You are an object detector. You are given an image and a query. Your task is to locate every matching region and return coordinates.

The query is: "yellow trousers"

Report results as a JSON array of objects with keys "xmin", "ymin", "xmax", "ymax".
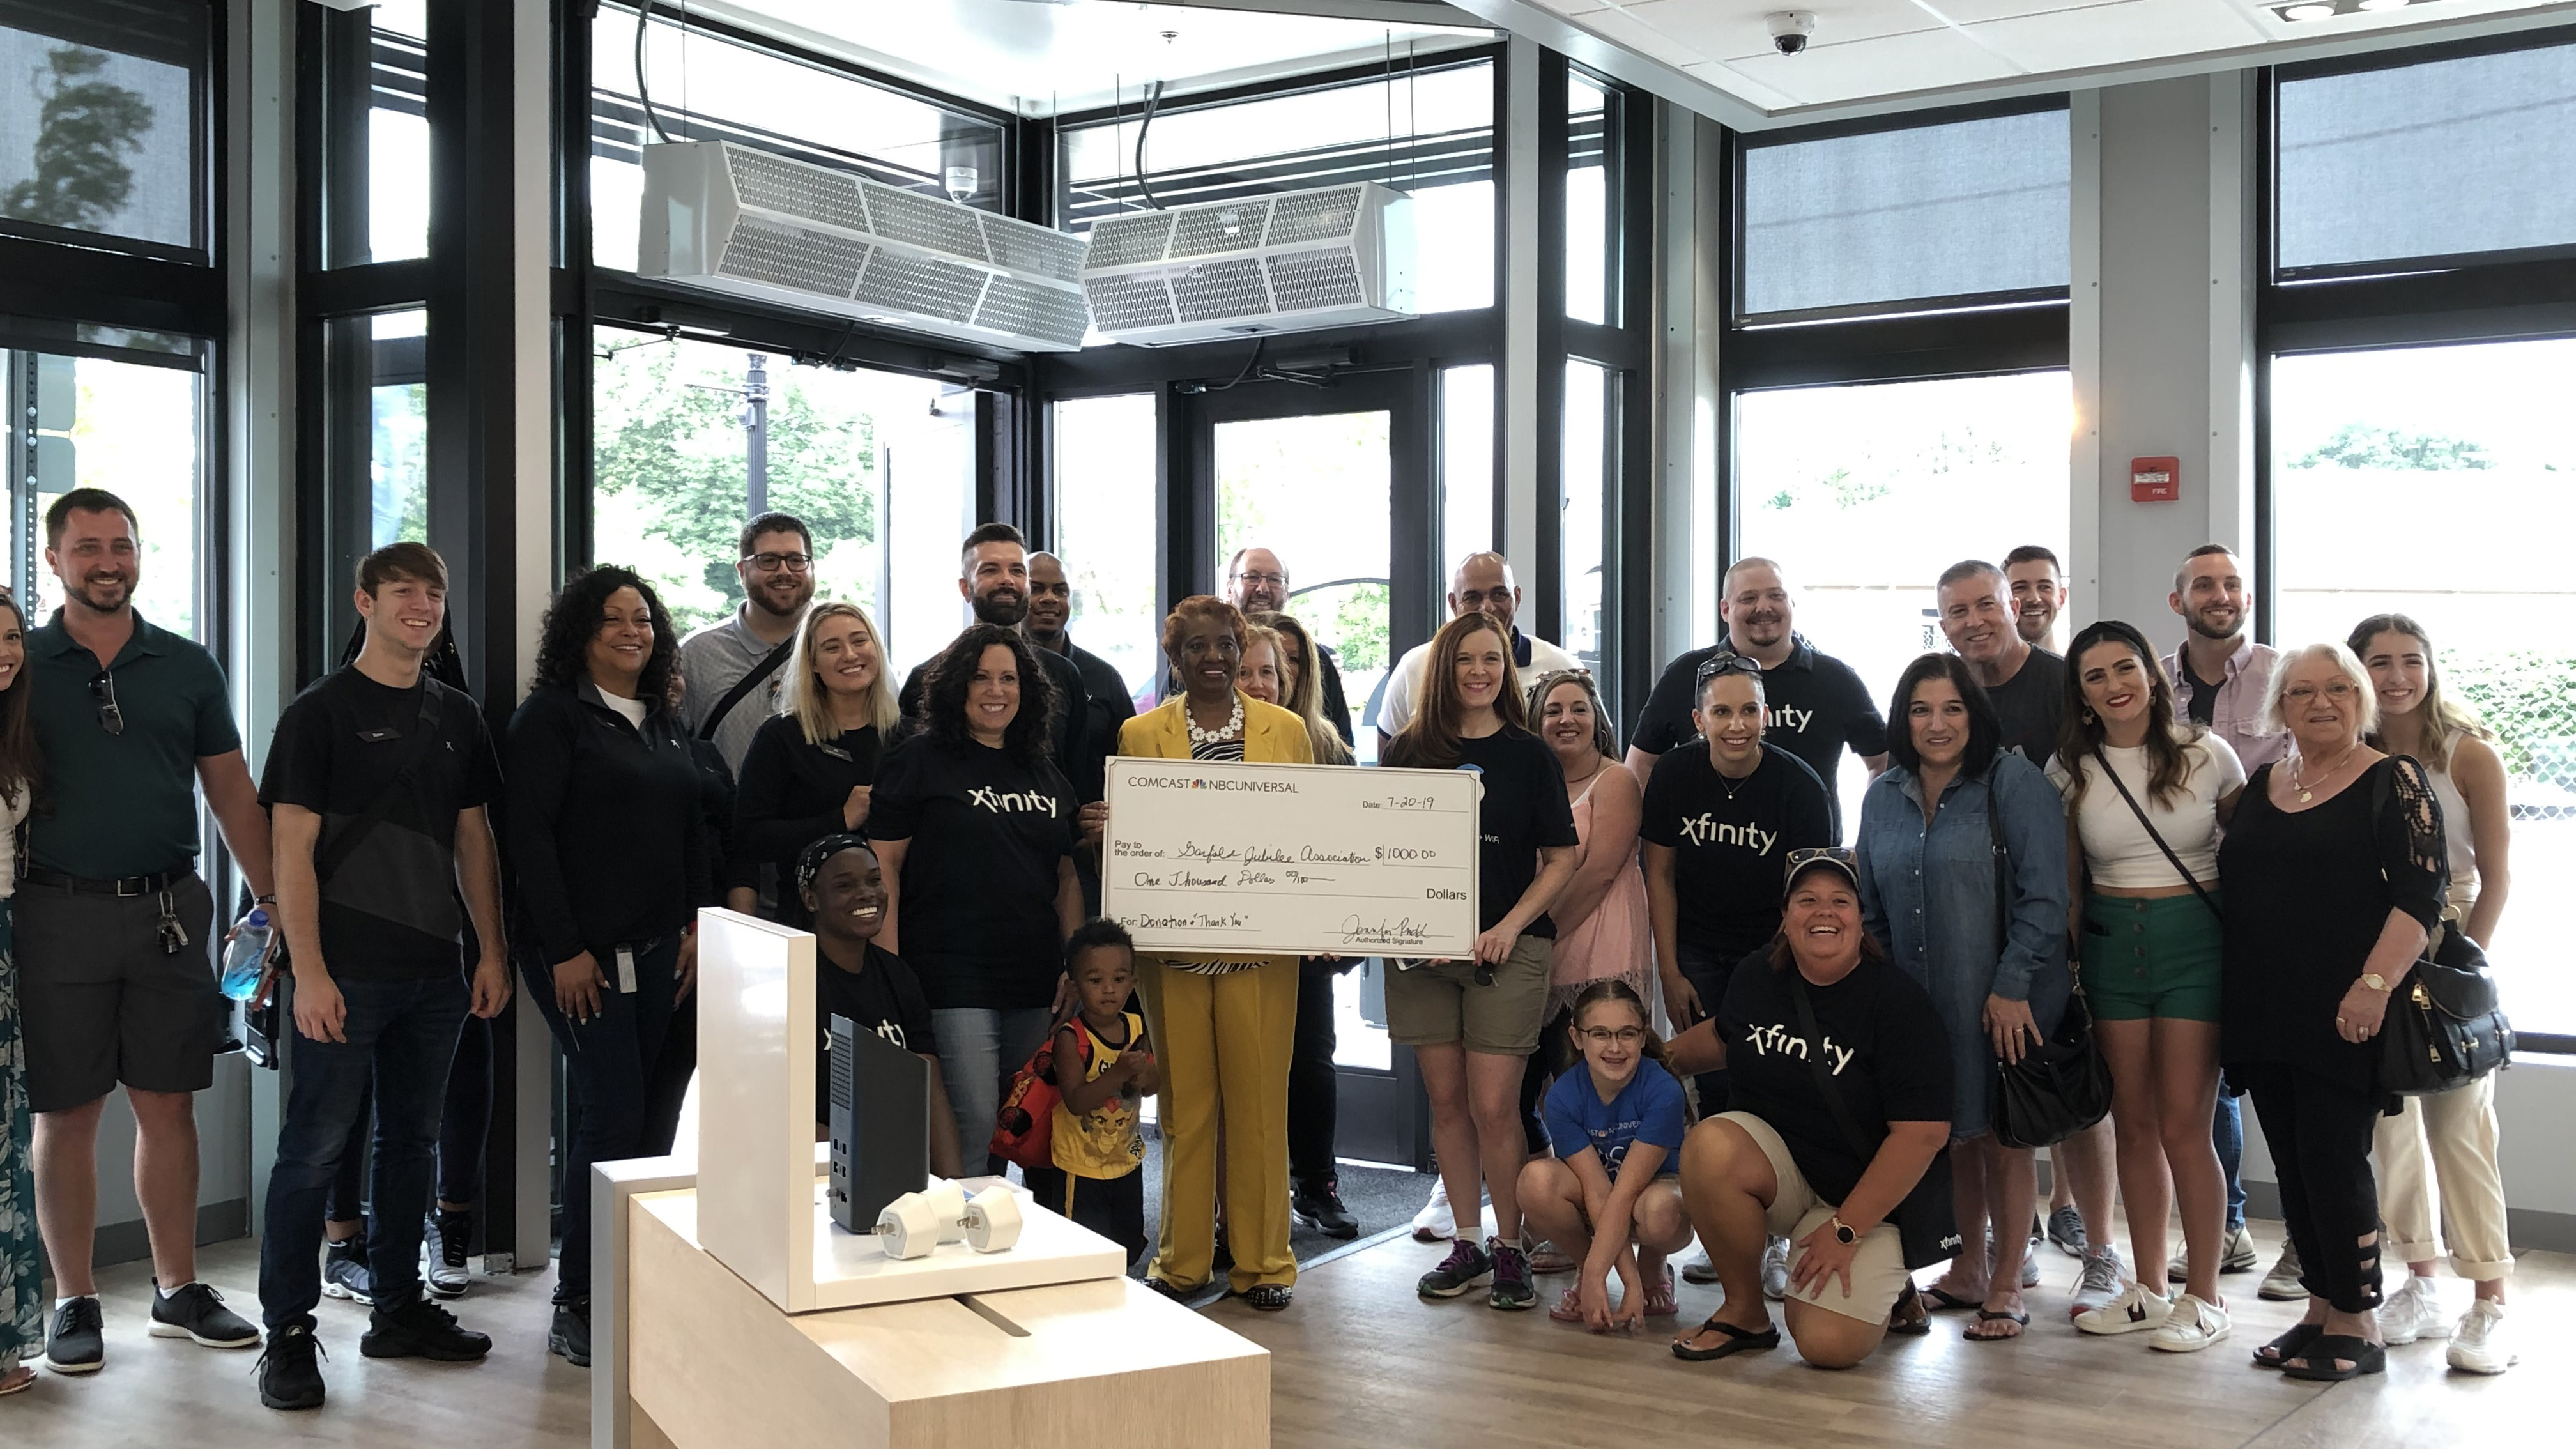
[{"xmin": 1135, "ymin": 958, "xmax": 1299, "ymax": 1293}]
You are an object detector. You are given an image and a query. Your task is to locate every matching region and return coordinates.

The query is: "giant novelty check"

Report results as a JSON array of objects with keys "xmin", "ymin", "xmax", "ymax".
[{"xmin": 1101, "ymin": 756, "xmax": 1482, "ymax": 958}]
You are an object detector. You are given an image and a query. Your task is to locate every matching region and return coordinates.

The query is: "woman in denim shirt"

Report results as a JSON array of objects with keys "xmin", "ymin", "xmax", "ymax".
[{"xmin": 1855, "ymin": 654, "xmax": 2071, "ymax": 1341}]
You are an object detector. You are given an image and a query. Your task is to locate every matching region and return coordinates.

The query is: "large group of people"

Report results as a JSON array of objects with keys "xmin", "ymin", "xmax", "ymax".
[{"xmin": 0, "ymin": 487, "xmax": 2524, "ymax": 1418}]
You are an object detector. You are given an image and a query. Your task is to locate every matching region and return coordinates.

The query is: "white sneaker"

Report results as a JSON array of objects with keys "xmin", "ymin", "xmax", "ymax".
[
  {"xmin": 2168, "ymin": 1223, "xmax": 2260, "ymax": 1283},
  {"xmin": 2258, "ymin": 1241, "xmax": 2305, "ymax": 1301},
  {"xmin": 1411, "ymin": 1176, "xmax": 1455, "ymax": 1243},
  {"xmin": 2074, "ymin": 1282, "xmax": 2172, "ymax": 1336},
  {"xmin": 2069, "ymin": 1245, "xmax": 2128, "ymax": 1317},
  {"xmin": 2446, "ymin": 1300, "xmax": 2517, "ymax": 1375},
  {"xmin": 2379, "ymin": 1275, "xmax": 2452, "ymax": 1346},
  {"xmin": 1760, "ymin": 1236, "xmax": 1790, "ymax": 1301},
  {"xmin": 2148, "ymin": 1293, "xmax": 2232, "ymax": 1353},
  {"xmin": 1682, "ymin": 1249, "xmax": 1719, "ymax": 1285}
]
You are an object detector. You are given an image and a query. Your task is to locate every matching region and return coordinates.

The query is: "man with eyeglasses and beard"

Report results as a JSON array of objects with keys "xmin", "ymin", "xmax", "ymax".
[
  {"xmin": 21, "ymin": 488, "xmax": 273, "ymax": 1376},
  {"xmin": 677, "ymin": 511, "xmax": 818, "ymax": 776},
  {"xmin": 895, "ymin": 523, "xmax": 1096, "ymax": 802}
]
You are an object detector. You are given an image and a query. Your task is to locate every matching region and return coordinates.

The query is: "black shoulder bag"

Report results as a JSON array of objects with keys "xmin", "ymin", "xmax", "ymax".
[
  {"xmin": 1986, "ymin": 774, "xmax": 2113, "ymax": 1149},
  {"xmin": 696, "ymin": 639, "xmax": 795, "ymax": 742},
  {"xmin": 2366, "ymin": 765, "xmax": 2514, "ymax": 1096},
  {"xmin": 1788, "ymin": 969, "xmax": 1961, "ymax": 1271}
]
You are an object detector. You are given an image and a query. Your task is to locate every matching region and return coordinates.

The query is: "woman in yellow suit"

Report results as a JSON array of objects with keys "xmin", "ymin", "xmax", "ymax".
[{"xmin": 1117, "ymin": 595, "xmax": 1314, "ymax": 1310}]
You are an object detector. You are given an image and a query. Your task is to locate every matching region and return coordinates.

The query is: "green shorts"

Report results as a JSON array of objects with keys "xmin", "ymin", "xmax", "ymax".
[{"xmin": 2080, "ymin": 893, "xmax": 2223, "ymax": 1023}]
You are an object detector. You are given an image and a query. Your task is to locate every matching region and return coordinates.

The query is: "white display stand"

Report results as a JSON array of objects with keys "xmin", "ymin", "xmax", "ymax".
[{"xmin": 692, "ymin": 907, "xmax": 1126, "ymax": 1312}]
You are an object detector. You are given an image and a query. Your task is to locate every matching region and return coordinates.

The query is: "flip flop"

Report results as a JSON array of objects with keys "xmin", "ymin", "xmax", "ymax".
[
  {"xmin": 0, "ymin": 1365, "xmax": 34, "ymax": 1397},
  {"xmin": 2280, "ymin": 1334, "xmax": 2386, "ymax": 1382},
  {"xmin": 2254, "ymin": 1322, "xmax": 2324, "ymax": 1369},
  {"xmin": 1671, "ymin": 1315, "xmax": 1781, "ymax": 1361},
  {"xmin": 1887, "ymin": 1284, "xmax": 1934, "ymax": 1337},
  {"xmin": 1965, "ymin": 1308, "xmax": 2030, "ymax": 1341},
  {"xmin": 1642, "ymin": 1266, "xmax": 1679, "ymax": 1319},
  {"xmin": 1919, "ymin": 1285, "xmax": 1981, "ymax": 1312}
]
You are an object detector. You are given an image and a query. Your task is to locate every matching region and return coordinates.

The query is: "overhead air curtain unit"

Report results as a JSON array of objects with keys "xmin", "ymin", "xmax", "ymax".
[
  {"xmin": 638, "ymin": 140, "xmax": 1090, "ymax": 353},
  {"xmin": 1079, "ymin": 181, "xmax": 1415, "ymax": 347}
]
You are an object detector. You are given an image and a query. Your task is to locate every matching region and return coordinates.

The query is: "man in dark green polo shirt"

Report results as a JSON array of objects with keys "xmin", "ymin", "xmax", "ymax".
[{"xmin": 22, "ymin": 489, "xmax": 273, "ymax": 1376}]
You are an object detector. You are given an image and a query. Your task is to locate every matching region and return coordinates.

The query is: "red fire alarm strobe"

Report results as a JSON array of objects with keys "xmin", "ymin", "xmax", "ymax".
[{"xmin": 2131, "ymin": 456, "xmax": 2180, "ymax": 503}]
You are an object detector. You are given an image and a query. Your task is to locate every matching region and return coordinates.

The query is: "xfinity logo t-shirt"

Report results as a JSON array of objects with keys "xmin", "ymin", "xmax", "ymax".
[
  {"xmin": 1628, "ymin": 636, "xmax": 1886, "ymax": 839},
  {"xmin": 866, "ymin": 735, "xmax": 1078, "ymax": 1011},
  {"xmin": 1640, "ymin": 742, "xmax": 1834, "ymax": 963},
  {"xmin": 1717, "ymin": 955, "xmax": 1953, "ymax": 1205}
]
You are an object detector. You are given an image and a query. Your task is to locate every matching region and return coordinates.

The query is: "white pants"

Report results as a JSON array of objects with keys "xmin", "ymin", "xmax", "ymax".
[{"xmin": 2372, "ymin": 1073, "xmax": 2513, "ymax": 1281}]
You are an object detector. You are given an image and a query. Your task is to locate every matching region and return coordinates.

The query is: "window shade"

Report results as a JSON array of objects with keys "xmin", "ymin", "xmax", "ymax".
[
  {"xmin": 1739, "ymin": 108, "xmax": 2069, "ymax": 321},
  {"xmin": 0, "ymin": 0, "xmax": 207, "ymax": 252},
  {"xmin": 2276, "ymin": 42, "xmax": 2576, "ymax": 275}
]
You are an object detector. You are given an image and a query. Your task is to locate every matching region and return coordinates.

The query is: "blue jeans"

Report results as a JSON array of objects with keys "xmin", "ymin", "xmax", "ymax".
[
  {"xmin": 525, "ymin": 937, "xmax": 680, "ymax": 1299},
  {"xmin": 931, "ymin": 1006, "xmax": 1053, "ymax": 1174},
  {"xmin": 2214, "ymin": 1089, "xmax": 2248, "ymax": 1232},
  {"xmin": 259, "ymin": 972, "xmax": 470, "ymax": 1330}
]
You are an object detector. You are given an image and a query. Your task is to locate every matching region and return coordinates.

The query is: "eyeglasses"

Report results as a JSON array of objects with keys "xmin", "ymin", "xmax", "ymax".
[
  {"xmin": 89, "ymin": 670, "xmax": 123, "ymax": 737},
  {"xmin": 1230, "ymin": 571, "xmax": 1286, "ymax": 589},
  {"xmin": 1575, "ymin": 1026, "xmax": 1648, "ymax": 1048},
  {"xmin": 2281, "ymin": 682, "xmax": 2358, "ymax": 704},
  {"xmin": 1695, "ymin": 654, "xmax": 1763, "ymax": 684},
  {"xmin": 742, "ymin": 551, "xmax": 813, "ymax": 574}
]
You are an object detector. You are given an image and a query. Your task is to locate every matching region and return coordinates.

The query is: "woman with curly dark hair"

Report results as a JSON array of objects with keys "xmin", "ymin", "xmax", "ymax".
[
  {"xmin": 502, "ymin": 566, "xmax": 709, "ymax": 1368},
  {"xmin": 868, "ymin": 624, "xmax": 1081, "ymax": 1172}
]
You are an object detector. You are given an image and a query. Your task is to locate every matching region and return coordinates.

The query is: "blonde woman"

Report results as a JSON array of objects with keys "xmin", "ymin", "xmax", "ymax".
[
  {"xmin": 1250, "ymin": 611, "xmax": 1354, "ymax": 766},
  {"xmin": 2350, "ymin": 615, "xmax": 2516, "ymax": 1374},
  {"xmin": 735, "ymin": 601, "xmax": 899, "ymax": 928}
]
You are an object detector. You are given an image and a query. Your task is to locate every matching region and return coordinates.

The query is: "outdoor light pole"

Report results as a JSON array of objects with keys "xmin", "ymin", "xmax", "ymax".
[{"xmin": 744, "ymin": 352, "xmax": 769, "ymax": 517}]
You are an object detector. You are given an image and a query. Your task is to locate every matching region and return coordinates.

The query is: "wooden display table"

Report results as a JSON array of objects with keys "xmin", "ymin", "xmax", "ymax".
[{"xmin": 624, "ymin": 1189, "xmax": 1269, "ymax": 1449}]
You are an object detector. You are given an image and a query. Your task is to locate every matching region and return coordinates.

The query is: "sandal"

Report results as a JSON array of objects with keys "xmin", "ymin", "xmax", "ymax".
[
  {"xmin": 1548, "ymin": 1287, "xmax": 1586, "ymax": 1322},
  {"xmin": 1965, "ymin": 1308, "xmax": 2029, "ymax": 1341},
  {"xmin": 1919, "ymin": 1284, "xmax": 1981, "ymax": 1312},
  {"xmin": 0, "ymin": 1364, "xmax": 34, "ymax": 1397},
  {"xmin": 2253, "ymin": 1321, "xmax": 2324, "ymax": 1369},
  {"xmin": 1671, "ymin": 1315, "xmax": 1781, "ymax": 1362},
  {"xmin": 1642, "ymin": 1266, "xmax": 1678, "ymax": 1319},
  {"xmin": 1239, "ymin": 1284, "xmax": 1292, "ymax": 1313},
  {"xmin": 1527, "ymin": 1241, "xmax": 1576, "ymax": 1274},
  {"xmin": 2280, "ymin": 1334, "xmax": 2385, "ymax": 1382},
  {"xmin": 1887, "ymin": 1284, "xmax": 1933, "ymax": 1337}
]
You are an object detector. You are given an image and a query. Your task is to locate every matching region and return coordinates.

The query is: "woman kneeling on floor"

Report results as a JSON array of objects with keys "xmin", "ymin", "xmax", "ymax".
[
  {"xmin": 1518, "ymin": 981, "xmax": 1691, "ymax": 1333},
  {"xmin": 1666, "ymin": 848, "xmax": 1952, "ymax": 1369}
]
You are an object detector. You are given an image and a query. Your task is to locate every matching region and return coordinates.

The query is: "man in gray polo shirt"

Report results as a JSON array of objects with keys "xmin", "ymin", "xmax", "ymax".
[
  {"xmin": 676, "ymin": 510, "xmax": 815, "ymax": 775},
  {"xmin": 22, "ymin": 489, "xmax": 273, "ymax": 1374}
]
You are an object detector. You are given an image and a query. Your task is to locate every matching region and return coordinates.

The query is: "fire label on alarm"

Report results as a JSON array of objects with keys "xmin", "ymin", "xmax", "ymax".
[{"xmin": 2131, "ymin": 456, "xmax": 2180, "ymax": 503}]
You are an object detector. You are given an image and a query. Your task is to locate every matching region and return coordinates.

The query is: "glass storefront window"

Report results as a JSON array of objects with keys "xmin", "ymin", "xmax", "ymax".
[
  {"xmin": 6, "ymin": 348, "xmax": 205, "ymax": 636},
  {"xmin": 1051, "ymin": 394, "xmax": 1162, "ymax": 710},
  {"xmin": 0, "ymin": 0, "xmax": 206, "ymax": 254}
]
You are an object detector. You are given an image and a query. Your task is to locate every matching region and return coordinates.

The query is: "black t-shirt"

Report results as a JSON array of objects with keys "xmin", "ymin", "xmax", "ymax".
[
  {"xmin": 2179, "ymin": 656, "xmax": 2221, "ymax": 729},
  {"xmin": 1986, "ymin": 647, "xmax": 2068, "ymax": 766},
  {"xmin": 1719, "ymin": 954, "xmax": 1954, "ymax": 1204},
  {"xmin": 259, "ymin": 668, "xmax": 502, "ymax": 979},
  {"xmin": 1629, "ymin": 636, "xmax": 1884, "ymax": 840},
  {"xmin": 735, "ymin": 714, "xmax": 882, "ymax": 927},
  {"xmin": 1449, "ymin": 728, "xmax": 1579, "ymax": 939},
  {"xmin": 814, "ymin": 942, "xmax": 939, "ymax": 1122},
  {"xmin": 866, "ymin": 735, "xmax": 1077, "ymax": 1009},
  {"xmin": 1639, "ymin": 743, "xmax": 1834, "ymax": 964}
]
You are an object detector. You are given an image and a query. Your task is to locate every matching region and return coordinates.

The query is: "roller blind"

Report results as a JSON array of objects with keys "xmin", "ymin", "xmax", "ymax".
[
  {"xmin": 2276, "ymin": 41, "xmax": 2576, "ymax": 275},
  {"xmin": 1738, "ymin": 107, "xmax": 2069, "ymax": 321}
]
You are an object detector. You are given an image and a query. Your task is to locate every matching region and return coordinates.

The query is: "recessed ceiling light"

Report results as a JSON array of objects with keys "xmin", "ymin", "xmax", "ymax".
[{"xmin": 2283, "ymin": 3, "xmax": 2336, "ymax": 18}]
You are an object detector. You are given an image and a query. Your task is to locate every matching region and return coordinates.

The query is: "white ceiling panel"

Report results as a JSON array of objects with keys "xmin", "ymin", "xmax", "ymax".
[
  {"xmin": 1573, "ymin": 4, "xmax": 1714, "ymax": 65},
  {"xmin": 1682, "ymin": 56, "xmax": 1809, "ymax": 107},
  {"xmin": 1724, "ymin": 23, "xmax": 2027, "ymax": 104},
  {"xmin": 1972, "ymin": 0, "xmax": 2274, "ymax": 72},
  {"xmin": 1615, "ymin": 0, "xmax": 1954, "ymax": 58}
]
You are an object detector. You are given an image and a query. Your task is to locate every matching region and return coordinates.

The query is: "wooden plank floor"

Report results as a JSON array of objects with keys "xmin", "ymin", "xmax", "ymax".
[{"xmin": 12, "ymin": 1223, "xmax": 2563, "ymax": 1447}]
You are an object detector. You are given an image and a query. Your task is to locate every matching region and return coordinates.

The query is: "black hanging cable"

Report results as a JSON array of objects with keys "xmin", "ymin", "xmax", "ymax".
[
  {"xmin": 1135, "ymin": 79, "xmax": 1167, "ymax": 211},
  {"xmin": 635, "ymin": 0, "xmax": 672, "ymax": 144}
]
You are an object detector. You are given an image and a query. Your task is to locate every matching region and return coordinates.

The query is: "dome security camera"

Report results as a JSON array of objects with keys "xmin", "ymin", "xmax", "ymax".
[{"xmin": 1767, "ymin": 11, "xmax": 1817, "ymax": 56}]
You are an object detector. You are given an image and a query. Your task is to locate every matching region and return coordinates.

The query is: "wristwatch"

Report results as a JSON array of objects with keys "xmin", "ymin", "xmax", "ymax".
[
  {"xmin": 1828, "ymin": 1216, "xmax": 1858, "ymax": 1245},
  {"xmin": 2361, "ymin": 972, "xmax": 2391, "ymax": 993}
]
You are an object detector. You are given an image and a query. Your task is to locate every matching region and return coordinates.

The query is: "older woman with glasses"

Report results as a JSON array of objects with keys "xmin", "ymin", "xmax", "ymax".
[{"xmin": 2220, "ymin": 642, "xmax": 2446, "ymax": 1382}]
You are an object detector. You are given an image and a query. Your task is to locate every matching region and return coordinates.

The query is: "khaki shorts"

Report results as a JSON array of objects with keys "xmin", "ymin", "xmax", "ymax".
[
  {"xmin": 1717, "ymin": 1110, "xmax": 1912, "ymax": 1325},
  {"xmin": 1385, "ymin": 935, "xmax": 1552, "ymax": 1055}
]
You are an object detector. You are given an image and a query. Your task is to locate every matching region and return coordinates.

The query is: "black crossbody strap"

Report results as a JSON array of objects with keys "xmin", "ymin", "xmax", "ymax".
[
  {"xmin": 2093, "ymin": 745, "xmax": 2222, "ymax": 922},
  {"xmin": 698, "ymin": 638, "xmax": 795, "ymax": 742},
  {"xmin": 1788, "ymin": 970, "xmax": 1882, "ymax": 1165},
  {"xmin": 316, "ymin": 684, "xmax": 446, "ymax": 885}
]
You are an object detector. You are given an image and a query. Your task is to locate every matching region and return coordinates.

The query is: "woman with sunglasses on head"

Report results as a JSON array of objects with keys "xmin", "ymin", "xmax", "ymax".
[
  {"xmin": 2048, "ymin": 620, "xmax": 2243, "ymax": 1351},
  {"xmin": 0, "ymin": 593, "xmax": 41, "ymax": 1397},
  {"xmin": 1853, "ymin": 654, "xmax": 2071, "ymax": 1342},
  {"xmin": 504, "ymin": 567, "xmax": 712, "ymax": 1368},
  {"xmin": 1666, "ymin": 848, "xmax": 1952, "ymax": 1368},
  {"xmin": 2348, "ymin": 615, "xmax": 2515, "ymax": 1374},
  {"xmin": 1386, "ymin": 611, "xmax": 1579, "ymax": 1312}
]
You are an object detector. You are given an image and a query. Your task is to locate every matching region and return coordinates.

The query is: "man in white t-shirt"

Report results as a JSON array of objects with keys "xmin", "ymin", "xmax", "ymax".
[{"xmin": 1375, "ymin": 551, "xmax": 1581, "ymax": 751}]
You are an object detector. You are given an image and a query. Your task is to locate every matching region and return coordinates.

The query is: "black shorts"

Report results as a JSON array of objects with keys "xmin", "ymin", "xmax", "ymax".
[
  {"xmin": 1025, "ymin": 1163, "xmax": 1147, "ymax": 1269},
  {"xmin": 16, "ymin": 875, "xmax": 220, "ymax": 1113}
]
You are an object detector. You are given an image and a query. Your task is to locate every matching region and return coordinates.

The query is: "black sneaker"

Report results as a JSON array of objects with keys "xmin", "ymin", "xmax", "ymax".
[
  {"xmin": 424, "ymin": 1209, "xmax": 473, "ymax": 1298},
  {"xmin": 549, "ymin": 1298, "xmax": 592, "ymax": 1368},
  {"xmin": 361, "ymin": 1293, "xmax": 492, "ymax": 1361},
  {"xmin": 2046, "ymin": 1204, "xmax": 2088, "ymax": 1258},
  {"xmin": 150, "ymin": 1281, "xmax": 261, "ymax": 1349},
  {"xmin": 43, "ymin": 1296, "xmax": 104, "ymax": 1375},
  {"xmin": 1416, "ymin": 1238, "xmax": 1492, "ymax": 1299},
  {"xmin": 1291, "ymin": 1177, "xmax": 1360, "ymax": 1240},
  {"xmin": 322, "ymin": 1238, "xmax": 375, "ymax": 1305},
  {"xmin": 1488, "ymin": 1239, "xmax": 1535, "ymax": 1311},
  {"xmin": 256, "ymin": 1324, "xmax": 328, "ymax": 1411}
]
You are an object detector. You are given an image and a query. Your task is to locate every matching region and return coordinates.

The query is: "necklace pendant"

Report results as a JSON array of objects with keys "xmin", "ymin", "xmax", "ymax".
[{"xmin": 2297, "ymin": 788, "xmax": 2313, "ymax": 804}]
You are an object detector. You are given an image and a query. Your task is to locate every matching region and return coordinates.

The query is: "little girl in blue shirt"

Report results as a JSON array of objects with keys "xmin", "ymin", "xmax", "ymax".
[{"xmin": 1519, "ymin": 980, "xmax": 1692, "ymax": 1331}]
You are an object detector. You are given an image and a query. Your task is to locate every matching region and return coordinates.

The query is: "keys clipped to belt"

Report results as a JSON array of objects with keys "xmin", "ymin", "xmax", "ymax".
[{"xmin": 156, "ymin": 889, "xmax": 191, "ymax": 956}]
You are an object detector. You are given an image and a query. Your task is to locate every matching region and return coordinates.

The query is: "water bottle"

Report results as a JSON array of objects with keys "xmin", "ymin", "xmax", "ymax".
[{"xmin": 221, "ymin": 908, "xmax": 272, "ymax": 1002}]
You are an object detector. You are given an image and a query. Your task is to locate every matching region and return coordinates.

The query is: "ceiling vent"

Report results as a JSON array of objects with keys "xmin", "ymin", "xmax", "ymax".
[
  {"xmin": 1079, "ymin": 182, "xmax": 1416, "ymax": 348},
  {"xmin": 638, "ymin": 140, "xmax": 1090, "ymax": 353}
]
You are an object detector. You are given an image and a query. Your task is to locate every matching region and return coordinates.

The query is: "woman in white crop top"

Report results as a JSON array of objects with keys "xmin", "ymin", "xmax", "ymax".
[
  {"xmin": 2351, "ymin": 614, "xmax": 2515, "ymax": 1372},
  {"xmin": 2045, "ymin": 620, "xmax": 2244, "ymax": 1353},
  {"xmin": 0, "ymin": 591, "xmax": 40, "ymax": 1395}
]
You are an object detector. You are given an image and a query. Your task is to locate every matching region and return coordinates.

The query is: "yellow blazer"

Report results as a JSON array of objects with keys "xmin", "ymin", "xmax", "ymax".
[{"xmin": 1114, "ymin": 693, "xmax": 1314, "ymax": 970}]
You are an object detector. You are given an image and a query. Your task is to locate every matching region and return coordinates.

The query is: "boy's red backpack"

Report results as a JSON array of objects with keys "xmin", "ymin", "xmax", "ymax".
[{"xmin": 990, "ymin": 1022, "xmax": 1089, "ymax": 1170}]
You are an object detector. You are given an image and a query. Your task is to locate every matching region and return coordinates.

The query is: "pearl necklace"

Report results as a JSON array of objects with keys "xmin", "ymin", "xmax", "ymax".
[{"xmin": 1186, "ymin": 694, "xmax": 1246, "ymax": 747}]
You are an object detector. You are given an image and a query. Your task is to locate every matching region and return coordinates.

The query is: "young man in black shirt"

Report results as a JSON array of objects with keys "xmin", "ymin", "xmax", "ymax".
[
  {"xmin": 894, "ymin": 524, "xmax": 1094, "ymax": 797},
  {"xmin": 796, "ymin": 836, "xmax": 962, "ymax": 1177},
  {"xmin": 1023, "ymin": 550, "xmax": 1134, "ymax": 808},
  {"xmin": 1627, "ymin": 558, "xmax": 1885, "ymax": 840},
  {"xmin": 254, "ymin": 544, "xmax": 511, "ymax": 1411}
]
